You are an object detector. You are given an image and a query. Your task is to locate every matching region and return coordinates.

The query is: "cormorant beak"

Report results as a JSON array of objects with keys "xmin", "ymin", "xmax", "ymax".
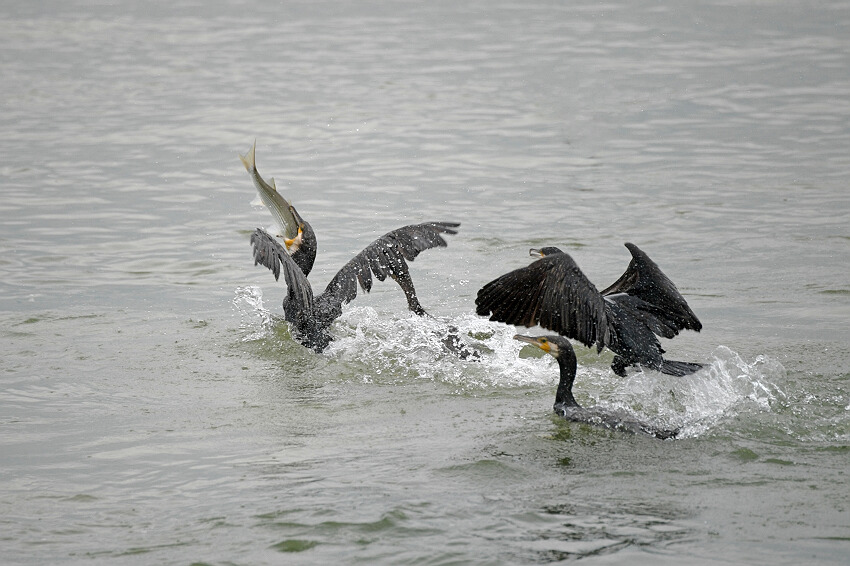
[
  {"xmin": 529, "ymin": 248, "xmax": 544, "ymax": 258},
  {"xmin": 514, "ymin": 334, "xmax": 551, "ymax": 353},
  {"xmin": 284, "ymin": 224, "xmax": 304, "ymax": 252}
]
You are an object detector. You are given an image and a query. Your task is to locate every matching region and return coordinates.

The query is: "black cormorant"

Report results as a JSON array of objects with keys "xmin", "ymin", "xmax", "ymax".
[
  {"xmin": 250, "ymin": 223, "xmax": 462, "ymax": 352},
  {"xmin": 241, "ymin": 143, "xmax": 472, "ymax": 355},
  {"xmin": 514, "ymin": 334, "xmax": 678, "ymax": 439},
  {"xmin": 476, "ymin": 245, "xmax": 703, "ymax": 376}
]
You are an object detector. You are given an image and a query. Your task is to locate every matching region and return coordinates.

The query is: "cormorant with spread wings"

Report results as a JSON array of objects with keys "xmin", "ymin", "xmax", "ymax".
[
  {"xmin": 250, "ymin": 223, "xmax": 461, "ymax": 352},
  {"xmin": 476, "ymin": 245, "xmax": 702, "ymax": 376},
  {"xmin": 241, "ymin": 143, "xmax": 465, "ymax": 354}
]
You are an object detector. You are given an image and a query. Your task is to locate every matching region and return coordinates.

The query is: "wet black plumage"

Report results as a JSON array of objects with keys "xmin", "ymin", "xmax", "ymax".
[
  {"xmin": 251, "ymin": 222, "xmax": 461, "ymax": 353},
  {"xmin": 476, "ymin": 244, "xmax": 702, "ymax": 377}
]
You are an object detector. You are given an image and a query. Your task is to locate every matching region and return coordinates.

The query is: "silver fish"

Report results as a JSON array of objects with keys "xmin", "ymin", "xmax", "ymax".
[{"xmin": 239, "ymin": 141, "xmax": 301, "ymax": 241}]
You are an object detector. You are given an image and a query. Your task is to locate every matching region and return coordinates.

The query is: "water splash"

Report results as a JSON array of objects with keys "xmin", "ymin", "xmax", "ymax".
[
  {"xmin": 230, "ymin": 293, "xmax": 788, "ymax": 438},
  {"xmin": 232, "ymin": 285, "xmax": 275, "ymax": 341},
  {"xmin": 673, "ymin": 346, "xmax": 786, "ymax": 437},
  {"xmin": 588, "ymin": 346, "xmax": 787, "ymax": 438},
  {"xmin": 232, "ymin": 285, "xmax": 559, "ymax": 388},
  {"xmin": 328, "ymin": 308, "xmax": 550, "ymax": 389}
]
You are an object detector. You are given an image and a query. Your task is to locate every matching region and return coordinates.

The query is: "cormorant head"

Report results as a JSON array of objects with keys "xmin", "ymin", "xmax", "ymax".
[
  {"xmin": 514, "ymin": 334, "xmax": 567, "ymax": 357},
  {"xmin": 529, "ymin": 247, "xmax": 564, "ymax": 258},
  {"xmin": 515, "ymin": 334, "xmax": 579, "ymax": 409},
  {"xmin": 284, "ymin": 223, "xmax": 305, "ymax": 253},
  {"xmin": 286, "ymin": 216, "xmax": 317, "ymax": 276}
]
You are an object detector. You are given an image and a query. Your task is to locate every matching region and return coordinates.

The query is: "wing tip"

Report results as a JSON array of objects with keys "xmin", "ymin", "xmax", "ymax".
[
  {"xmin": 427, "ymin": 221, "xmax": 461, "ymax": 234},
  {"xmin": 623, "ymin": 242, "xmax": 643, "ymax": 257}
]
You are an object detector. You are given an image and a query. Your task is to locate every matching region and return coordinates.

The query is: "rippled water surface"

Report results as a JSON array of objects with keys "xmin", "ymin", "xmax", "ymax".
[{"xmin": 2, "ymin": 1, "xmax": 849, "ymax": 564}]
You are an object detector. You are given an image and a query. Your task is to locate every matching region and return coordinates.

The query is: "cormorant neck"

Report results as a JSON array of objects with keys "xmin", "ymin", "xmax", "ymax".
[
  {"xmin": 291, "ymin": 222, "xmax": 317, "ymax": 276},
  {"xmin": 555, "ymin": 347, "xmax": 580, "ymax": 408}
]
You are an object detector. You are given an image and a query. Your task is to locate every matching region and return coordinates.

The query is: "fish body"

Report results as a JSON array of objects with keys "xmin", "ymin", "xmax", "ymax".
[
  {"xmin": 239, "ymin": 141, "xmax": 301, "ymax": 240},
  {"xmin": 240, "ymin": 141, "xmax": 318, "ymax": 276}
]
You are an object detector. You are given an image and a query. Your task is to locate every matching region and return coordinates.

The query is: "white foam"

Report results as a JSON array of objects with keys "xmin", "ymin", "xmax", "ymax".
[
  {"xmin": 230, "ymin": 293, "xmax": 788, "ymax": 438},
  {"xmin": 327, "ymin": 308, "xmax": 554, "ymax": 389},
  {"xmin": 589, "ymin": 345, "xmax": 787, "ymax": 438}
]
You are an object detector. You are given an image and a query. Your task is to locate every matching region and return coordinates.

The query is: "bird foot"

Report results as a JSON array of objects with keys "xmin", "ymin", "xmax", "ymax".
[{"xmin": 441, "ymin": 328, "xmax": 480, "ymax": 361}]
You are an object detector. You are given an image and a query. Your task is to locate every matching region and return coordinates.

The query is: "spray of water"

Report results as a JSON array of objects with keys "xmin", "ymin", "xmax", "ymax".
[
  {"xmin": 231, "ymin": 289, "xmax": 788, "ymax": 437},
  {"xmin": 232, "ymin": 285, "xmax": 275, "ymax": 341},
  {"xmin": 328, "ymin": 308, "xmax": 558, "ymax": 389},
  {"xmin": 588, "ymin": 346, "xmax": 787, "ymax": 438}
]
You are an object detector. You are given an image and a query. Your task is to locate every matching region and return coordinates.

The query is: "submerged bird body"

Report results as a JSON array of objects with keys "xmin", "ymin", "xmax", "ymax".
[
  {"xmin": 242, "ymin": 143, "xmax": 468, "ymax": 354},
  {"xmin": 515, "ymin": 335, "xmax": 678, "ymax": 439},
  {"xmin": 476, "ymin": 245, "xmax": 702, "ymax": 377}
]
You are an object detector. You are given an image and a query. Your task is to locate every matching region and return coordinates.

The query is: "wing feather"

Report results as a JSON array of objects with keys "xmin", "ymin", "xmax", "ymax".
[
  {"xmin": 314, "ymin": 221, "xmax": 459, "ymax": 324},
  {"xmin": 600, "ymin": 243, "xmax": 702, "ymax": 334},
  {"xmin": 475, "ymin": 252, "xmax": 609, "ymax": 350},
  {"xmin": 250, "ymin": 228, "xmax": 314, "ymax": 310},
  {"xmin": 249, "ymin": 228, "xmax": 317, "ymax": 335}
]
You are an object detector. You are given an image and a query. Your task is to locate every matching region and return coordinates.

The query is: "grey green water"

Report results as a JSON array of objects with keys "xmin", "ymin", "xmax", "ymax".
[{"xmin": 2, "ymin": 1, "xmax": 849, "ymax": 564}]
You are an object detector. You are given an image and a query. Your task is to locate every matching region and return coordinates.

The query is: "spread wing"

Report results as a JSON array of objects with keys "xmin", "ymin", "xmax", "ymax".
[
  {"xmin": 314, "ymin": 222, "xmax": 460, "ymax": 323},
  {"xmin": 250, "ymin": 228, "xmax": 315, "ymax": 319},
  {"xmin": 475, "ymin": 252, "xmax": 610, "ymax": 351},
  {"xmin": 600, "ymin": 242, "xmax": 701, "ymax": 337}
]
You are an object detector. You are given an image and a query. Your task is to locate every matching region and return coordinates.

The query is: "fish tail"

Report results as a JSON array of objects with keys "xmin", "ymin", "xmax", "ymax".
[{"xmin": 239, "ymin": 139, "xmax": 257, "ymax": 173}]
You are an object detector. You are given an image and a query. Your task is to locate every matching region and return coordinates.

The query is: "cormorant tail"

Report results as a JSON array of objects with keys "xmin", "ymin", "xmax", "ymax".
[{"xmin": 660, "ymin": 359, "xmax": 703, "ymax": 377}]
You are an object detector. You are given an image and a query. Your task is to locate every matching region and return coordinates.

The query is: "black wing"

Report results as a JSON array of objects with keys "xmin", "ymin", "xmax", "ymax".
[
  {"xmin": 600, "ymin": 243, "xmax": 702, "ymax": 336},
  {"xmin": 250, "ymin": 228, "xmax": 315, "ymax": 321},
  {"xmin": 314, "ymin": 222, "xmax": 460, "ymax": 324},
  {"xmin": 475, "ymin": 251, "xmax": 610, "ymax": 352}
]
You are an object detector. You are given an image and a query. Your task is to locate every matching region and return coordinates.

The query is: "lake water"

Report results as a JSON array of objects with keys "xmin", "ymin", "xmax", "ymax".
[{"xmin": 2, "ymin": 1, "xmax": 849, "ymax": 564}]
